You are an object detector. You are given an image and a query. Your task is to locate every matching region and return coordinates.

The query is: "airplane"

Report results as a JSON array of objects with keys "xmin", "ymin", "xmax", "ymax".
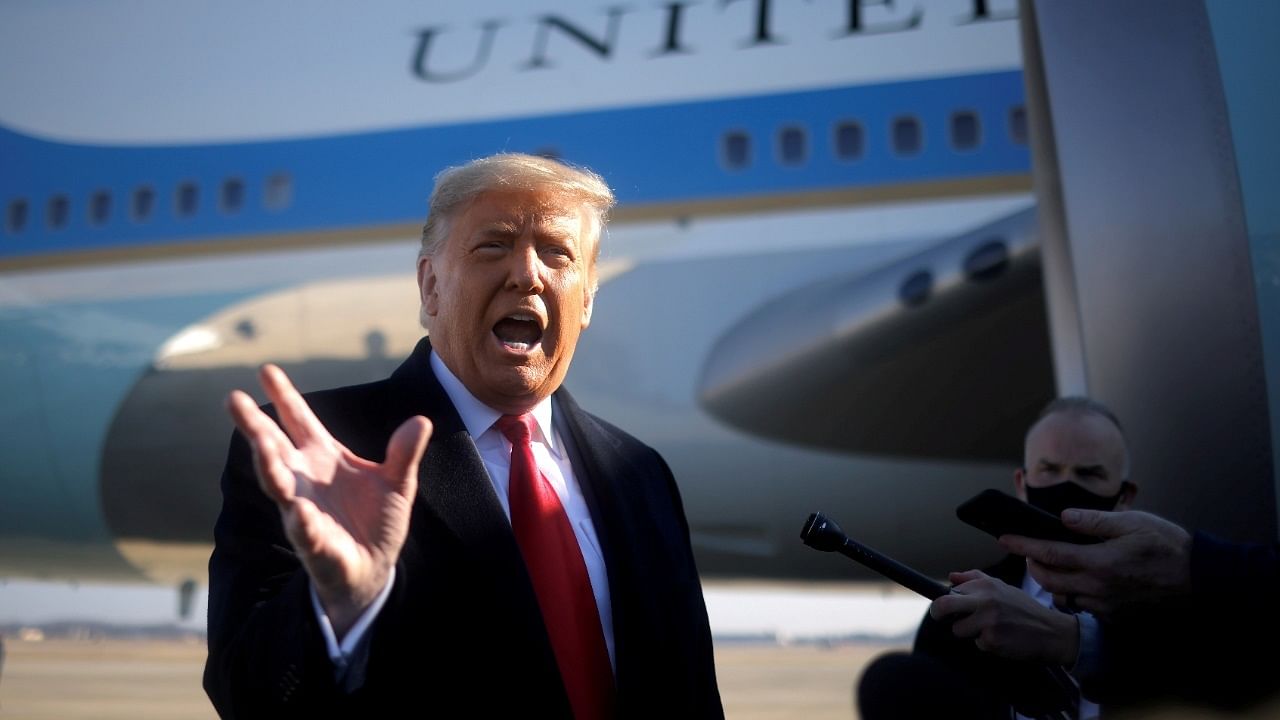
[{"xmin": 0, "ymin": 0, "xmax": 1053, "ymax": 605}]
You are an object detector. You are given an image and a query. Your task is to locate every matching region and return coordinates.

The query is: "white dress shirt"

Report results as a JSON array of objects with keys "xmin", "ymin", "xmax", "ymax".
[{"xmin": 313, "ymin": 350, "xmax": 615, "ymax": 680}]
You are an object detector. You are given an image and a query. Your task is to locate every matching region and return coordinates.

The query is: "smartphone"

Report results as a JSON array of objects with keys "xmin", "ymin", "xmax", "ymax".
[{"xmin": 956, "ymin": 489, "xmax": 1100, "ymax": 544}]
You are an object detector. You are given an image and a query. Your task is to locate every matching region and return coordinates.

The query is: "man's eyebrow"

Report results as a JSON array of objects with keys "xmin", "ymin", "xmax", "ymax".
[
  {"xmin": 536, "ymin": 225, "xmax": 576, "ymax": 243},
  {"xmin": 533, "ymin": 211, "xmax": 579, "ymax": 232},
  {"xmin": 477, "ymin": 222, "xmax": 521, "ymax": 237},
  {"xmin": 1075, "ymin": 464, "xmax": 1108, "ymax": 477}
]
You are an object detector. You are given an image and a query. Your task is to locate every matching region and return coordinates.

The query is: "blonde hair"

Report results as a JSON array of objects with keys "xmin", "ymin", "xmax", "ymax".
[{"xmin": 419, "ymin": 153, "xmax": 615, "ymax": 261}]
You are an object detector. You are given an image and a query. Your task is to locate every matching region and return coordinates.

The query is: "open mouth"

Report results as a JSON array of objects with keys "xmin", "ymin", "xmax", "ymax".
[{"xmin": 493, "ymin": 313, "xmax": 544, "ymax": 352}]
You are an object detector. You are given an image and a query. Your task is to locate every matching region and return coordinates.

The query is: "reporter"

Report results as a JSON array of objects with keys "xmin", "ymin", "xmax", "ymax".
[{"xmin": 859, "ymin": 397, "xmax": 1131, "ymax": 720}]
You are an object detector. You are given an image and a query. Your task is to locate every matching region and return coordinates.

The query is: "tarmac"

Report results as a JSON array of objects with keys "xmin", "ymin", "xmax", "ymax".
[
  {"xmin": 7, "ymin": 637, "xmax": 1277, "ymax": 719},
  {"xmin": 0, "ymin": 636, "xmax": 901, "ymax": 720}
]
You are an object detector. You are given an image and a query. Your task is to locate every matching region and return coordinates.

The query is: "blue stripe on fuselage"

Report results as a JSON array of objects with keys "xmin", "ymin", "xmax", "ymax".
[{"xmin": 0, "ymin": 70, "xmax": 1027, "ymax": 260}]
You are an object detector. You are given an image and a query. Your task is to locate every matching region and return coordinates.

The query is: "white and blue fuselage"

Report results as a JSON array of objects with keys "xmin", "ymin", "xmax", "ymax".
[{"xmin": 0, "ymin": 0, "xmax": 1031, "ymax": 585}]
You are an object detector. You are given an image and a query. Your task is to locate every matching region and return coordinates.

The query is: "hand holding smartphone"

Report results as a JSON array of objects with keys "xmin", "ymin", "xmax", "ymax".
[{"xmin": 956, "ymin": 489, "xmax": 1100, "ymax": 545}]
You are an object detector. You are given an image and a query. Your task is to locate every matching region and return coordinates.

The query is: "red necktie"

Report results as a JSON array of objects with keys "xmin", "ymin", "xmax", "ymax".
[{"xmin": 496, "ymin": 414, "xmax": 615, "ymax": 720}]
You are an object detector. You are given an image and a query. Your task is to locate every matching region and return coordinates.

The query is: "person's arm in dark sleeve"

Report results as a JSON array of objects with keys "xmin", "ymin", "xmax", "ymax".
[{"xmin": 1190, "ymin": 531, "xmax": 1280, "ymax": 605}]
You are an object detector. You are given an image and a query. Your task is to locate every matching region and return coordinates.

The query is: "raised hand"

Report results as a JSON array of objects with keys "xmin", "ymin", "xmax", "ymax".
[
  {"xmin": 930, "ymin": 570, "xmax": 1079, "ymax": 665},
  {"xmin": 999, "ymin": 510, "xmax": 1193, "ymax": 617},
  {"xmin": 227, "ymin": 364, "xmax": 431, "ymax": 638}
]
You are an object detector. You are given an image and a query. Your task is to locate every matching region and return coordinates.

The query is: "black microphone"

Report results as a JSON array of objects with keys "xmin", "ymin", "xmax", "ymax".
[
  {"xmin": 801, "ymin": 512, "xmax": 1078, "ymax": 720},
  {"xmin": 800, "ymin": 511, "xmax": 949, "ymax": 600}
]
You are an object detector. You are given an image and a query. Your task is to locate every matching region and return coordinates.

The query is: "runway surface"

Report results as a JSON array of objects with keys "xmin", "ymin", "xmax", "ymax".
[
  {"xmin": 0, "ymin": 636, "xmax": 902, "ymax": 719},
  {"xmin": 8, "ymin": 637, "xmax": 1274, "ymax": 718}
]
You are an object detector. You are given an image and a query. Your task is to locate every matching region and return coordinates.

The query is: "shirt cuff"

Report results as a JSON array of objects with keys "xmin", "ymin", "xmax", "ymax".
[
  {"xmin": 309, "ymin": 568, "xmax": 396, "ymax": 674},
  {"xmin": 1071, "ymin": 610, "xmax": 1102, "ymax": 681}
]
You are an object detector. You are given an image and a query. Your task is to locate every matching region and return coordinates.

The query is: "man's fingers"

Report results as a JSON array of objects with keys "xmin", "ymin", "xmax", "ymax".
[
  {"xmin": 929, "ymin": 592, "xmax": 970, "ymax": 621},
  {"xmin": 999, "ymin": 534, "xmax": 1089, "ymax": 570},
  {"xmin": 228, "ymin": 389, "xmax": 289, "ymax": 445},
  {"xmin": 285, "ymin": 497, "xmax": 332, "ymax": 558},
  {"xmin": 229, "ymin": 390, "xmax": 298, "ymax": 504},
  {"xmin": 1059, "ymin": 508, "xmax": 1134, "ymax": 539},
  {"xmin": 948, "ymin": 569, "xmax": 985, "ymax": 585},
  {"xmin": 926, "ymin": 586, "xmax": 983, "ymax": 620},
  {"xmin": 253, "ymin": 434, "xmax": 298, "ymax": 505},
  {"xmin": 383, "ymin": 416, "xmax": 432, "ymax": 496},
  {"xmin": 1073, "ymin": 595, "xmax": 1108, "ymax": 616},
  {"xmin": 1024, "ymin": 559, "xmax": 1105, "ymax": 601},
  {"xmin": 228, "ymin": 390, "xmax": 296, "ymax": 469},
  {"xmin": 949, "ymin": 612, "xmax": 982, "ymax": 639},
  {"xmin": 1024, "ymin": 557, "xmax": 1067, "ymax": 590},
  {"xmin": 260, "ymin": 364, "xmax": 332, "ymax": 450},
  {"xmin": 1052, "ymin": 592, "xmax": 1106, "ymax": 616}
]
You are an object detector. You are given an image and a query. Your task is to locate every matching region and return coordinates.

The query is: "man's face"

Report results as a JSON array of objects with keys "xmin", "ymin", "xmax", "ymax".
[
  {"xmin": 417, "ymin": 190, "xmax": 595, "ymax": 414},
  {"xmin": 1014, "ymin": 411, "xmax": 1132, "ymax": 509}
]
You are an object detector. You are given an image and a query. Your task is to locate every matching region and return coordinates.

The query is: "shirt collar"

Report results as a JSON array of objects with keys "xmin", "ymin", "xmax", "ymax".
[
  {"xmin": 1021, "ymin": 562, "xmax": 1054, "ymax": 606},
  {"xmin": 429, "ymin": 349, "xmax": 556, "ymax": 452}
]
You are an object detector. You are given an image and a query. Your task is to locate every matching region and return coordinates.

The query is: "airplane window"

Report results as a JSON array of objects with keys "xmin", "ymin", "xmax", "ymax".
[
  {"xmin": 132, "ymin": 186, "xmax": 155, "ymax": 222},
  {"xmin": 221, "ymin": 178, "xmax": 245, "ymax": 213},
  {"xmin": 264, "ymin": 173, "xmax": 293, "ymax": 210},
  {"xmin": 721, "ymin": 131, "xmax": 751, "ymax": 170},
  {"xmin": 47, "ymin": 195, "xmax": 70, "ymax": 229},
  {"xmin": 6, "ymin": 199, "xmax": 27, "ymax": 234},
  {"xmin": 176, "ymin": 182, "xmax": 199, "ymax": 217},
  {"xmin": 90, "ymin": 191, "xmax": 111, "ymax": 226},
  {"xmin": 1009, "ymin": 105, "xmax": 1028, "ymax": 145},
  {"xmin": 834, "ymin": 121, "xmax": 864, "ymax": 160},
  {"xmin": 899, "ymin": 270, "xmax": 933, "ymax": 307},
  {"xmin": 235, "ymin": 318, "xmax": 256, "ymax": 340},
  {"xmin": 777, "ymin": 126, "xmax": 807, "ymax": 166},
  {"xmin": 965, "ymin": 238, "xmax": 1009, "ymax": 281},
  {"xmin": 892, "ymin": 116, "xmax": 922, "ymax": 156},
  {"xmin": 950, "ymin": 111, "xmax": 981, "ymax": 150}
]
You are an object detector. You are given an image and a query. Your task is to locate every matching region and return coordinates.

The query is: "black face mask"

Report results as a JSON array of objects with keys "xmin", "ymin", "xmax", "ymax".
[{"xmin": 1024, "ymin": 481, "xmax": 1125, "ymax": 519}]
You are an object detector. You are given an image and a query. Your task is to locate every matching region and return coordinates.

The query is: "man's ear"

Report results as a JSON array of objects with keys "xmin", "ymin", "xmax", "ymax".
[
  {"xmin": 1116, "ymin": 480, "xmax": 1138, "ymax": 511},
  {"xmin": 1013, "ymin": 467, "xmax": 1028, "ymax": 502},
  {"xmin": 417, "ymin": 255, "xmax": 439, "ymax": 317},
  {"xmin": 581, "ymin": 281, "xmax": 596, "ymax": 329}
]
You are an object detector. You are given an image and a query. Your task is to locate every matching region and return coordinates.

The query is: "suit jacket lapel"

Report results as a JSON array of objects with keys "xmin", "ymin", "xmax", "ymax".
[
  {"xmin": 552, "ymin": 389, "xmax": 645, "ymax": 686},
  {"xmin": 552, "ymin": 389, "xmax": 628, "ymax": 586},
  {"xmin": 388, "ymin": 338, "xmax": 546, "ymax": 629}
]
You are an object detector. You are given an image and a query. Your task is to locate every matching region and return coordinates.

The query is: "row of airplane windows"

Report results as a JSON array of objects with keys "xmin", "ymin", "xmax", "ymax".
[
  {"xmin": 2, "ymin": 174, "xmax": 294, "ymax": 236},
  {"xmin": 3, "ymin": 106, "xmax": 1027, "ymax": 237},
  {"xmin": 720, "ymin": 106, "xmax": 1029, "ymax": 169}
]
